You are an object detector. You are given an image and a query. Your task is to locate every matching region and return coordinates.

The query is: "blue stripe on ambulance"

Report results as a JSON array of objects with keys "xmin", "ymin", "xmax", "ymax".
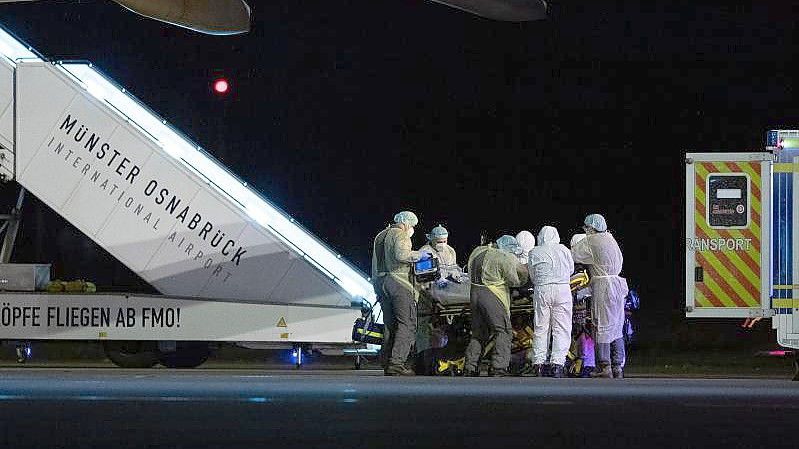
[{"xmin": 773, "ymin": 171, "xmax": 793, "ymax": 301}]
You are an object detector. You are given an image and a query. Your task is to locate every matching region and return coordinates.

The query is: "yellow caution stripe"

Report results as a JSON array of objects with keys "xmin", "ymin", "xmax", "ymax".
[
  {"xmin": 693, "ymin": 161, "xmax": 763, "ymax": 308},
  {"xmin": 772, "ymin": 299, "xmax": 799, "ymax": 308},
  {"xmin": 355, "ymin": 328, "xmax": 383, "ymax": 338},
  {"xmin": 774, "ymin": 163, "xmax": 799, "ymax": 173}
]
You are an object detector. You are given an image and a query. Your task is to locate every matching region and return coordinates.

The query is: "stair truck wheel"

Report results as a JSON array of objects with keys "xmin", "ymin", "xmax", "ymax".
[
  {"xmin": 15, "ymin": 341, "xmax": 32, "ymax": 364},
  {"xmin": 158, "ymin": 342, "xmax": 210, "ymax": 368},
  {"xmin": 103, "ymin": 341, "xmax": 160, "ymax": 368}
]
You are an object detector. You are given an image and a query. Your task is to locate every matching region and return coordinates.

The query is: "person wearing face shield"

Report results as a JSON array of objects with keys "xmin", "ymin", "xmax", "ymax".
[
  {"xmin": 571, "ymin": 214, "xmax": 629, "ymax": 379},
  {"xmin": 522, "ymin": 226, "xmax": 574, "ymax": 378},
  {"xmin": 463, "ymin": 235, "xmax": 528, "ymax": 377},
  {"xmin": 371, "ymin": 210, "xmax": 426, "ymax": 376}
]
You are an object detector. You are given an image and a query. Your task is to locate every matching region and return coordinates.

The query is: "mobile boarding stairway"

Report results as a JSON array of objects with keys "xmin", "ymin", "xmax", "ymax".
[
  {"xmin": 0, "ymin": 25, "xmax": 376, "ymax": 367},
  {"xmin": 685, "ymin": 130, "xmax": 799, "ymax": 379}
]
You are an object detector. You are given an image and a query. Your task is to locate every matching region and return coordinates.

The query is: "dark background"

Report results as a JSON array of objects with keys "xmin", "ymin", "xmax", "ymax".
[{"xmin": 0, "ymin": 0, "xmax": 793, "ymax": 349}]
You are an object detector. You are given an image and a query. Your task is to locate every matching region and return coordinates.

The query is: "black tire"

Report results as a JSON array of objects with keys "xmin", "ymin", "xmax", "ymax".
[
  {"xmin": 104, "ymin": 341, "xmax": 159, "ymax": 368},
  {"xmin": 158, "ymin": 342, "xmax": 210, "ymax": 368}
]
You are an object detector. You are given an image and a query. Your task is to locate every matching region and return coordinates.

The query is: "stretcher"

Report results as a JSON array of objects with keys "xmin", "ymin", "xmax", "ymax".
[
  {"xmin": 421, "ymin": 269, "xmax": 589, "ymax": 317},
  {"xmin": 351, "ymin": 268, "xmax": 594, "ymax": 374},
  {"xmin": 430, "ymin": 270, "xmax": 590, "ymax": 375}
]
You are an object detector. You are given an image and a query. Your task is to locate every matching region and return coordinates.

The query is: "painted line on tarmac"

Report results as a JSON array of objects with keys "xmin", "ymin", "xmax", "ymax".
[
  {"xmin": 683, "ymin": 402, "xmax": 799, "ymax": 409},
  {"xmin": 0, "ymin": 394, "xmax": 283, "ymax": 403}
]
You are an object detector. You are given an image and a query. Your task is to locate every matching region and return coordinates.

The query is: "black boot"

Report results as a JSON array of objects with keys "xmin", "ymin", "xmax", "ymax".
[
  {"xmin": 519, "ymin": 363, "xmax": 542, "ymax": 377},
  {"xmin": 488, "ymin": 367, "xmax": 512, "ymax": 377},
  {"xmin": 384, "ymin": 364, "xmax": 415, "ymax": 376},
  {"xmin": 590, "ymin": 363, "xmax": 612, "ymax": 379},
  {"xmin": 551, "ymin": 364, "xmax": 565, "ymax": 378},
  {"xmin": 462, "ymin": 366, "xmax": 480, "ymax": 377}
]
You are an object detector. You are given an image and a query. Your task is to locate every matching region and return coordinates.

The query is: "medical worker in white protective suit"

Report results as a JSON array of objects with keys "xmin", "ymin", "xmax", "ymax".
[
  {"xmin": 571, "ymin": 214, "xmax": 629, "ymax": 379},
  {"xmin": 525, "ymin": 226, "xmax": 574, "ymax": 378},
  {"xmin": 515, "ymin": 231, "xmax": 536, "ymax": 265}
]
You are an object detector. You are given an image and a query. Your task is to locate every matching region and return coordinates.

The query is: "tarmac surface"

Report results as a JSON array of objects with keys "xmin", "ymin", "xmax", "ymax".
[{"xmin": 0, "ymin": 368, "xmax": 795, "ymax": 449}]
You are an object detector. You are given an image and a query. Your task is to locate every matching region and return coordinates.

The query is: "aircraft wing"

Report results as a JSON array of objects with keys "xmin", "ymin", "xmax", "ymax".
[
  {"xmin": 431, "ymin": 0, "xmax": 548, "ymax": 21},
  {"xmin": 113, "ymin": 0, "xmax": 251, "ymax": 35},
  {"xmin": 0, "ymin": 0, "xmax": 543, "ymax": 34}
]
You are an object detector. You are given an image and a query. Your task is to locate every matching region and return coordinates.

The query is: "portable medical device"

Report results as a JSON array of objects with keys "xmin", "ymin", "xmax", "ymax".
[{"xmin": 414, "ymin": 256, "xmax": 440, "ymax": 283}]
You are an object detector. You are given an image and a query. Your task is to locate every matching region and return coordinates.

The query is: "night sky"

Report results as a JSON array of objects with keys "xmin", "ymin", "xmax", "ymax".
[{"xmin": 0, "ymin": 1, "xmax": 794, "ymax": 345}]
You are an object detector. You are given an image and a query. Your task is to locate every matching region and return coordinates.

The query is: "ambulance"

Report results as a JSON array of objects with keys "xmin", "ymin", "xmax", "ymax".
[{"xmin": 686, "ymin": 130, "xmax": 799, "ymax": 379}]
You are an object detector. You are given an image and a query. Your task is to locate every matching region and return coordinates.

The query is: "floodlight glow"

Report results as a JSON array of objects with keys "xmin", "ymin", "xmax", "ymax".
[
  {"xmin": 57, "ymin": 63, "xmax": 376, "ymax": 305},
  {"xmin": 0, "ymin": 26, "xmax": 37, "ymax": 64}
]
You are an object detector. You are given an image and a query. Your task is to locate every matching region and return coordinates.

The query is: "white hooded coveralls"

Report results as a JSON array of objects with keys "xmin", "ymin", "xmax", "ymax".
[
  {"xmin": 571, "ymin": 232, "xmax": 628, "ymax": 344},
  {"xmin": 528, "ymin": 226, "xmax": 574, "ymax": 366}
]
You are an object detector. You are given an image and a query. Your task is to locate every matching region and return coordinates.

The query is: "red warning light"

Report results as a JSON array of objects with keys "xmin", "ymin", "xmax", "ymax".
[{"xmin": 213, "ymin": 78, "xmax": 230, "ymax": 95}]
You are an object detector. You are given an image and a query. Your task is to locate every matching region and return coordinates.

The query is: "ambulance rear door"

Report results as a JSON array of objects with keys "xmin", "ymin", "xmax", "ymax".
[{"xmin": 685, "ymin": 152, "xmax": 772, "ymax": 318}]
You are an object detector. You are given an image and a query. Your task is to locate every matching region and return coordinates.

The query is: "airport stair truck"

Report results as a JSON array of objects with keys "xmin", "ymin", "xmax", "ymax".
[
  {"xmin": 0, "ymin": 25, "xmax": 376, "ymax": 367},
  {"xmin": 686, "ymin": 130, "xmax": 799, "ymax": 380}
]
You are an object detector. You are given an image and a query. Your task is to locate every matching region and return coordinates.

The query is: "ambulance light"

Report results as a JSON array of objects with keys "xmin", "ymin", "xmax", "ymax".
[{"xmin": 780, "ymin": 138, "xmax": 799, "ymax": 149}]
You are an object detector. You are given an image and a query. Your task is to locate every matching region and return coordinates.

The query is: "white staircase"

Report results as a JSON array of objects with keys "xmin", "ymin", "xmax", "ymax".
[{"xmin": 0, "ymin": 25, "xmax": 375, "ymax": 310}]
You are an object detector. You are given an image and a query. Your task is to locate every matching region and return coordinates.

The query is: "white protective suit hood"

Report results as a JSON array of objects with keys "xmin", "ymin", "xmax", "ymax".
[
  {"xmin": 570, "ymin": 233, "xmax": 587, "ymax": 248},
  {"xmin": 515, "ymin": 231, "xmax": 536, "ymax": 264},
  {"xmin": 528, "ymin": 226, "xmax": 574, "ymax": 287},
  {"xmin": 537, "ymin": 226, "xmax": 560, "ymax": 246}
]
